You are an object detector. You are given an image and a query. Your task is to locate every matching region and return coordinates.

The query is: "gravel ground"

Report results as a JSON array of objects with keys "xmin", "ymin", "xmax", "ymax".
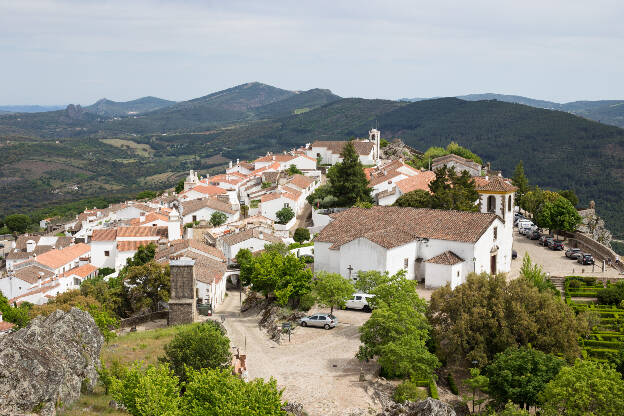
[
  {"xmin": 209, "ymin": 293, "xmax": 383, "ymax": 416},
  {"xmin": 508, "ymin": 230, "xmax": 623, "ymax": 279}
]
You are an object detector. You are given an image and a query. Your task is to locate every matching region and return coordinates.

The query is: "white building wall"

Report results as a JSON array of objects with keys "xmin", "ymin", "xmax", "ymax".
[
  {"xmin": 182, "ymin": 207, "xmax": 239, "ymax": 224},
  {"xmin": 338, "ymin": 238, "xmax": 389, "ymax": 282},
  {"xmin": 90, "ymin": 241, "xmax": 117, "ymax": 269}
]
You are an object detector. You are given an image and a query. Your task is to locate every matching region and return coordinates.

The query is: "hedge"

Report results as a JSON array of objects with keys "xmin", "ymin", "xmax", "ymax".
[{"xmin": 429, "ymin": 379, "xmax": 439, "ymax": 399}]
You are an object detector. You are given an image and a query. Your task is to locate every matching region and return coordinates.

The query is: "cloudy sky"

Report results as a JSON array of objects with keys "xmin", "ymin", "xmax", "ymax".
[{"xmin": 1, "ymin": 0, "xmax": 622, "ymax": 105}]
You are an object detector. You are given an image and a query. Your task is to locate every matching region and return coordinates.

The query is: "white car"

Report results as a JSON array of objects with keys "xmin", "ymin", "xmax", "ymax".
[
  {"xmin": 345, "ymin": 293, "xmax": 374, "ymax": 312},
  {"xmin": 518, "ymin": 221, "xmax": 535, "ymax": 235}
]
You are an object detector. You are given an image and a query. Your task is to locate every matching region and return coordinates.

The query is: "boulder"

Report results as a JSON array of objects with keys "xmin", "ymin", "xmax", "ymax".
[
  {"xmin": 0, "ymin": 308, "xmax": 104, "ymax": 416},
  {"xmin": 377, "ymin": 398, "xmax": 457, "ymax": 416}
]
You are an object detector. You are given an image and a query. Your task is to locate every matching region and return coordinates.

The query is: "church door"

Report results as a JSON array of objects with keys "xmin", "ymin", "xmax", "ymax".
[{"xmin": 490, "ymin": 254, "xmax": 497, "ymax": 275}]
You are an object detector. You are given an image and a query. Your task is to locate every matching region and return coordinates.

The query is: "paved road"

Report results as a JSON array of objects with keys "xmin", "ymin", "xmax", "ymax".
[{"xmin": 209, "ymin": 291, "xmax": 382, "ymax": 416}]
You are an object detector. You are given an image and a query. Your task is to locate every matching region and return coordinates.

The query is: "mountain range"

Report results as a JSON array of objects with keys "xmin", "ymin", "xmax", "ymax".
[
  {"xmin": 2, "ymin": 82, "xmax": 624, "ymax": 239},
  {"xmin": 403, "ymin": 94, "xmax": 624, "ymax": 128}
]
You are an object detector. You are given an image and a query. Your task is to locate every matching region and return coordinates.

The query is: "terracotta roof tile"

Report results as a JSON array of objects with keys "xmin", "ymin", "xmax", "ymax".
[
  {"xmin": 117, "ymin": 226, "xmax": 164, "ymax": 238},
  {"xmin": 91, "ymin": 228, "xmax": 118, "ymax": 241},
  {"xmin": 155, "ymin": 239, "xmax": 225, "ymax": 262},
  {"xmin": 396, "ymin": 171, "xmax": 436, "ymax": 194},
  {"xmin": 473, "ymin": 176, "xmax": 517, "ymax": 193},
  {"xmin": 35, "ymin": 243, "xmax": 91, "ymax": 269},
  {"xmin": 311, "ymin": 140, "xmax": 374, "ymax": 156},
  {"xmin": 62, "ymin": 263, "xmax": 98, "ymax": 278},
  {"xmin": 255, "ymin": 154, "xmax": 297, "ymax": 163},
  {"xmin": 287, "ymin": 174, "xmax": 315, "ymax": 189},
  {"xmin": 0, "ymin": 321, "xmax": 15, "ymax": 332},
  {"xmin": 182, "ymin": 184, "xmax": 227, "ymax": 196},
  {"xmin": 117, "ymin": 240, "xmax": 154, "ymax": 252},
  {"xmin": 220, "ymin": 229, "xmax": 282, "ymax": 246},
  {"xmin": 181, "ymin": 198, "xmax": 236, "ymax": 216},
  {"xmin": 425, "ymin": 251, "xmax": 465, "ymax": 265},
  {"xmin": 315, "ymin": 206, "xmax": 498, "ymax": 249},
  {"xmin": 13, "ymin": 264, "xmax": 55, "ymax": 284}
]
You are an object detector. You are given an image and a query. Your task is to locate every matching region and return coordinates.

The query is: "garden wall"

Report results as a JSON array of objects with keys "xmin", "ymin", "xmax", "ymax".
[{"xmin": 563, "ymin": 231, "xmax": 622, "ymax": 272}]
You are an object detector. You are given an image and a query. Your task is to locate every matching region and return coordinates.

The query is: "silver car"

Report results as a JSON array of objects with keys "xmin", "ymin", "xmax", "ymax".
[{"xmin": 300, "ymin": 313, "xmax": 338, "ymax": 329}]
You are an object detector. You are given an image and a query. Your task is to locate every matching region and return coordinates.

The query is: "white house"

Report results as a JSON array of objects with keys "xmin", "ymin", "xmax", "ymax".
[
  {"xmin": 305, "ymin": 129, "xmax": 381, "ymax": 166},
  {"xmin": 178, "ymin": 184, "xmax": 230, "ymax": 202},
  {"xmin": 313, "ymin": 205, "xmax": 514, "ymax": 289},
  {"xmin": 253, "ymin": 153, "xmax": 317, "ymax": 171},
  {"xmin": 431, "ymin": 154, "xmax": 482, "ymax": 176},
  {"xmin": 260, "ymin": 192, "xmax": 300, "ymax": 223},
  {"xmin": 180, "ymin": 198, "xmax": 239, "ymax": 225},
  {"xmin": 0, "ymin": 262, "xmax": 55, "ymax": 299},
  {"xmin": 217, "ymin": 228, "xmax": 283, "ymax": 263},
  {"xmin": 375, "ymin": 170, "xmax": 436, "ymax": 206},
  {"xmin": 34, "ymin": 243, "xmax": 91, "ymax": 275}
]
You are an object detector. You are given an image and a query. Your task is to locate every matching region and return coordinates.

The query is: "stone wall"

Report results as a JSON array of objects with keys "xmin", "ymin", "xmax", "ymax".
[
  {"xmin": 120, "ymin": 310, "xmax": 168, "ymax": 328},
  {"xmin": 168, "ymin": 258, "xmax": 197, "ymax": 326},
  {"xmin": 563, "ymin": 231, "xmax": 622, "ymax": 272}
]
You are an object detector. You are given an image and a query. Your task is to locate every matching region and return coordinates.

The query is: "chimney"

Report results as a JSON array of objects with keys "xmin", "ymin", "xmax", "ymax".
[
  {"xmin": 229, "ymin": 160, "xmax": 233, "ymax": 169},
  {"xmin": 26, "ymin": 240, "xmax": 36, "ymax": 253},
  {"xmin": 140, "ymin": 214, "xmax": 146, "ymax": 223},
  {"xmin": 272, "ymin": 155, "xmax": 275, "ymax": 161},
  {"xmin": 0, "ymin": 311, "xmax": 3, "ymax": 322},
  {"xmin": 259, "ymin": 231, "xmax": 264, "ymax": 240},
  {"xmin": 38, "ymin": 272, "xmax": 44, "ymax": 288},
  {"xmin": 236, "ymin": 158, "xmax": 240, "ymax": 165}
]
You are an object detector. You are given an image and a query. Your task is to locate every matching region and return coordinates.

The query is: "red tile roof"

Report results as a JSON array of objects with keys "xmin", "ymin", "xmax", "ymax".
[
  {"xmin": 91, "ymin": 229, "xmax": 118, "ymax": 241},
  {"xmin": 0, "ymin": 321, "xmax": 15, "ymax": 332},
  {"xmin": 287, "ymin": 174, "xmax": 315, "ymax": 189},
  {"xmin": 311, "ymin": 140, "xmax": 374, "ymax": 156},
  {"xmin": 396, "ymin": 171, "xmax": 436, "ymax": 194},
  {"xmin": 183, "ymin": 184, "xmax": 227, "ymax": 196},
  {"xmin": 315, "ymin": 206, "xmax": 498, "ymax": 249},
  {"xmin": 425, "ymin": 251, "xmax": 465, "ymax": 265},
  {"xmin": 62, "ymin": 263, "xmax": 98, "ymax": 278},
  {"xmin": 35, "ymin": 243, "xmax": 91, "ymax": 269},
  {"xmin": 117, "ymin": 240, "xmax": 154, "ymax": 252},
  {"xmin": 181, "ymin": 198, "xmax": 236, "ymax": 216},
  {"xmin": 473, "ymin": 176, "xmax": 517, "ymax": 193},
  {"xmin": 117, "ymin": 226, "xmax": 164, "ymax": 238}
]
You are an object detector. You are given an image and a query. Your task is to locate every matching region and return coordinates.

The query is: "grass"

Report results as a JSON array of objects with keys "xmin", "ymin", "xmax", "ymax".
[
  {"xmin": 60, "ymin": 323, "xmax": 203, "ymax": 416},
  {"xmin": 101, "ymin": 139, "xmax": 154, "ymax": 157}
]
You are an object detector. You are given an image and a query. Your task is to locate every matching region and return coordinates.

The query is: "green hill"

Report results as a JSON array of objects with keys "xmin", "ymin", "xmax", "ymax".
[{"xmin": 84, "ymin": 96, "xmax": 176, "ymax": 117}]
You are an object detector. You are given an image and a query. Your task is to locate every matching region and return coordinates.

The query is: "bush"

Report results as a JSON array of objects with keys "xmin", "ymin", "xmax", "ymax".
[
  {"xmin": 276, "ymin": 206, "xmax": 295, "ymax": 224},
  {"xmin": 429, "ymin": 379, "xmax": 439, "ymax": 399},
  {"xmin": 160, "ymin": 321, "xmax": 231, "ymax": 382},
  {"xmin": 583, "ymin": 276, "xmax": 597, "ymax": 285},
  {"xmin": 447, "ymin": 373, "xmax": 459, "ymax": 395},
  {"xmin": 300, "ymin": 254, "xmax": 314, "ymax": 264},
  {"xmin": 393, "ymin": 379, "xmax": 428, "ymax": 403},
  {"xmin": 568, "ymin": 280, "xmax": 582, "ymax": 289},
  {"xmin": 298, "ymin": 292, "xmax": 316, "ymax": 311},
  {"xmin": 293, "ymin": 228, "xmax": 310, "ymax": 243}
]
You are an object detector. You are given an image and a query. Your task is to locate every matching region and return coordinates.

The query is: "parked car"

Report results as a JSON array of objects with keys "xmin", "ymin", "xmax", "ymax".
[
  {"xmin": 578, "ymin": 253, "xmax": 595, "ymax": 265},
  {"xmin": 300, "ymin": 313, "xmax": 338, "ymax": 329},
  {"xmin": 539, "ymin": 235, "xmax": 554, "ymax": 246},
  {"xmin": 512, "ymin": 249, "xmax": 518, "ymax": 260},
  {"xmin": 345, "ymin": 293, "xmax": 374, "ymax": 312},
  {"xmin": 565, "ymin": 248, "xmax": 582, "ymax": 259},
  {"xmin": 549, "ymin": 240, "xmax": 564, "ymax": 250},
  {"xmin": 518, "ymin": 221, "xmax": 535, "ymax": 235},
  {"xmin": 529, "ymin": 230, "xmax": 541, "ymax": 240}
]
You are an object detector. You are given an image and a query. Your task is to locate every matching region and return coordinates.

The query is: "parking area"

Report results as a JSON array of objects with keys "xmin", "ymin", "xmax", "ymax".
[{"xmin": 509, "ymin": 229, "xmax": 623, "ymax": 279}]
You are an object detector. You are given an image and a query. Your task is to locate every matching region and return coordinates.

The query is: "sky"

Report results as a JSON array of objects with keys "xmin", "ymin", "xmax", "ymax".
[{"xmin": 1, "ymin": 0, "xmax": 623, "ymax": 105}]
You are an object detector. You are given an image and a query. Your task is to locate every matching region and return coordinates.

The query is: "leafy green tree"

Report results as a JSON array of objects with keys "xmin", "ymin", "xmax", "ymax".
[
  {"xmin": 293, "ymin": 227, "xmax": 310, "ymax": 243},
  {"xmin": 110, "ymin": 362, "xmax": 181, "ymax": 416},
  {"xmin": 493, "ymin": 402, "xmax": 530, "ymax": 416},
  {"xmin": 519, "ymin": 253, "xmax": 559, "ymax": 295},
  {"xmin": 286, "ymin": 164, "xmax": 302, "ymax": 175},
  {"xmin": 161, "ymin": 321, "xmax": 231, "ymax": 382},
  {"xmin": 124, "ymin": 262, "xmax": 171, "ymax": 313},
  {"xmin": 124, "ymin": 243, "xmax": 157, "ymax": 268},
  {"xmin": 306, "ymin": 184, "xmax": 333, "ymax": 207},
  {"xmin": 314, "ymin": 271, "xmax": 354, "ymax": 314},
  {"xmin": 512, "ymin": 161, "xmax": 529, "ymax": 203},
  {"xmin": 535, "ymin": 194, "xmax": 581, "ymax": 234},
  {"xmin": 393, "ymin": 378, "xmax": 428, "ymax": 403},
  {"xmin": 357, "ymin": 300, "xmax": 438, "ymax": 378},
  {"xmin": 393, "ymin": 189, "xmax": 433, "ymax": 208},
  {"xmin": 427, "ymin": 273, "xmax": 589, "ymax": 366},
  {"xmin": 486, "ymin": 346, "xmax": 564, "ymax": 409},
  {"xmin": 240, "ymin": 204, "xmax": 249, "ymax": 218},
  {"xmin": 463, "ymin": 368, "xmax": 489, "ymax": 413},
  {"xmin": 539, "ymin": 360, "xmax": 624, "ymax": 416},
  {"xmin": 182, "ymin": 368, "xmax": 287, "ymax": 416},
  {"xmin": 0, "ymin": 292, "xmax": 31, "ymax": 328},
  {"xmin": 368, "ymin": 269, "xmax": 425, "ymax": 311},
  {"xmin": 597, "ymin": 282, "xmax": 624, "ymax": 305},
  {"xmin": 209, "ymin": 211, "xmax": 227, "ymax": 227},
  {"xmin": 557, "ymin": 189, "xmax": 579, "ymax": 208},
  {"xmin": 354, "ymin": 270, "xmax": 393, "ymax": 293},
  {"xmin": 175, "ymin": 180, "xmax": 185, "ymax": 194},
  {"xmin": 4, "ymin": 214, "xmax": 31, "ymax": 233},
  {"xmin": 275, "ymin": 206, "xmax": 295, "ymax": 224},
  {"xmin": 326, "ymin": 141, "xmax": 372, "ymax": 206},
  {"xmin": 98, "ymin": 267, "xmax": 115, "ymax": 277}
]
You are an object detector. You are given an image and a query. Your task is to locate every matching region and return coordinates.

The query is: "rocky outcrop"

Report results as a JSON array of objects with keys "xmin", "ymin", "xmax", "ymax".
[
  {"xmin": 377, "ymin": 398, "xmax": 457, "ymax": 416},
  {"xmin": 380, "ymin": 139, "xmax": 423, "ymax": 161},
  {"xmin": 0, "ymin": 308, "xmax": 103, "ymax": 416}
]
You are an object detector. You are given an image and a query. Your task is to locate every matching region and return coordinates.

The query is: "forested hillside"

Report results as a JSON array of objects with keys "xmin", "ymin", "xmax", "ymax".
[{"xmin": 2, "ymin": 85, "xmax": 624, "ymax": 237}]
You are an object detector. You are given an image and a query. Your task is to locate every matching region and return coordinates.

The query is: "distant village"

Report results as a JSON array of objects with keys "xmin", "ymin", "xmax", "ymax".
[{"xmin": 0, "ymin": 129, "xmax": 518, "ymax": 332}]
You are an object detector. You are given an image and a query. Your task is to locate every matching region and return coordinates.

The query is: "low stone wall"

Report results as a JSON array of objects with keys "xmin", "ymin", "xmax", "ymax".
[
  {"xmin": 119, "ymin": 310, "xmax": 168, "ymax": 328},
  {"xmin": 563, "ymin": 231, "xmax": 622, "ymax": 272}
]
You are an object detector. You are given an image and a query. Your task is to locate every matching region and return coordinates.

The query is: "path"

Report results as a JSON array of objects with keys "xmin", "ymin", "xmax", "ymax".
[{"xmin": 208, "ymin": 290, "xmax": 383, "ymax": 416}]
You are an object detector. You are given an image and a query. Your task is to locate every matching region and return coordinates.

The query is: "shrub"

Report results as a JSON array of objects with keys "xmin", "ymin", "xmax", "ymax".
[
  {"xmin": 298, "ymin": 292, "xmax": 316, "ymax": 311},
  {"xmin": 568, "ymin": 280, "xmax": 582, "ymax": 289},
  {"xmin": 160, "ymin": 321, "xmax": 231, "ymax": 382},
  {"xmin": 300, "ymin": 254, "xmax": 314, "ymax": 264},
  {"xmin": 429, "ymin": 379, "xmax": 439, "ymax": 399},
  {"xmin": 393, "ymin": 379, "xmax": 428, "ymax": 403},
  {"xmin": 447, "ymin": 373, "xmax": 459, "ymax": 395},
  {"xmin": 276, "ymin": 206, "xmax": 295, "ymax": 225},
  {"xmin": 293, "ymin": 228, "xmax": 310, "ymax": 243},
  {"xmin": 583, "ymin": 276, "xmax": 597, "ymax": 285}
]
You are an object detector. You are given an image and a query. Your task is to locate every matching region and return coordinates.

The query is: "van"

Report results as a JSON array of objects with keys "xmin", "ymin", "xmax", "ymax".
[
  {"xmin": 345, "ymin": 293, "xmax": 374, "ymax": 312},
  {"xmin": 518, "ymin": 221, "xmax": 534, "ymax": 234}
]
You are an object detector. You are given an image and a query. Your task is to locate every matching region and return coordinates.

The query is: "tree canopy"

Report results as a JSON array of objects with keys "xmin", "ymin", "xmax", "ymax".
[
  {"xmin": 427, "ymin": 273, "xmax": 589, "ymax": 366},
  {"xmin": 210, "ymin": 211, "xmax": 227, "ymax": 227},
  {"xmin": 512, "ymin": 161, "xmax": 529, "ymax": 203},
  {"xmin": 275, "ymin": 206, "xmax": 295, "ymax": 224},
  {"xmin": 325, "ymin": 141, "xmax": 372, "ymax": 206},
  {"xmin": 313, "ymin": 271, "xmax": 354, "ymax": 314},
  {"xmin": 293, "ymin": 227, "xmax": 310, "ymax": 243},
  {"xmin": 4, "ymin": 213, "xmax": 31, "ymax": 233}
]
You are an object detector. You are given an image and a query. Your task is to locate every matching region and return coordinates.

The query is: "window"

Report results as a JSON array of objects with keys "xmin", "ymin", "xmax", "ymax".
[
  {"xmin": 508, "ymin": 195, "xmax": 512, "ymax": 211},
  {"xmin": 487, "ymin": 195, "xmax": 496, "ymax": 213},
  {"xmin": 355, "ymin": 296, "xmax": 362, "ymax": 301},
  {"xmin": 493, "ymin": 227, "xmax": 498, "ymax": 241},
  {"xmin": 457, "ymin": 271, "xmax": 460, "ymax": 277},
  {"xmin": 284, "ymin": 203, "xmax": 290, "ymax": 208},
  {"xmin": 404, "ymin": 258, "xmax": 409, "ymax": 268},
  {"xmin": 192, "ymin": 215, "xmax": 197, "ymax": 222},
  {"xmin": 104, "ymin": 251, "xmax": 110, "ymax": 257}
]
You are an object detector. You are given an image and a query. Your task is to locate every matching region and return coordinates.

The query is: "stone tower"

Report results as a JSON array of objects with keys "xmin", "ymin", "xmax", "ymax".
[{"xmin": 168, "ymin": 257, "xmax": 196, "ymax": 326}]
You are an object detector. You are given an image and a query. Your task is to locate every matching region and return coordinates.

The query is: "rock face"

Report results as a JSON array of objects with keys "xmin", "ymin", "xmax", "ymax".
[
  {"xmin": 377, "ymin": 398, "xmax": 457, "ymax": 416},
  {"xmin": 0, "ymin": 308, "xmax": 103, "ymax": 416}
]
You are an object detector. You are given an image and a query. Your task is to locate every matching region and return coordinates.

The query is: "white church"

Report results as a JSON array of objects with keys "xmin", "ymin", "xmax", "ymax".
[
  {"xmin": 305, "ymin": 128, "xmax": 382, "ymax": 166},
  {"xmin": 313, "ymin": 175, "xmax": 516, "ymax": 289}
]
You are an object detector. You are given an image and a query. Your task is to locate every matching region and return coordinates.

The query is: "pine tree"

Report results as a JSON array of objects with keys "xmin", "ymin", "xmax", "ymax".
[{"xmin": 327, "ymin": 141, "xmax": 372, "ymax": 206}]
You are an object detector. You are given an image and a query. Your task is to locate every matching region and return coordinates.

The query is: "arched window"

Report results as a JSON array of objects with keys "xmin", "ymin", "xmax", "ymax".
[
  {"xmin": 507, "ymin": 195, "xmax": 512, "ymax": 211},
  {"xmin": 487, "ymin": 195, "xmax": 496, "ymax": 213}
]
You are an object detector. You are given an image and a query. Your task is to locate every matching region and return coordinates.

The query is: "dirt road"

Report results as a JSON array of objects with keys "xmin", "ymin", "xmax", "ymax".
[{"xmin": 209, "ymin": 291, "xmax": 383, "ymax": 416}]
